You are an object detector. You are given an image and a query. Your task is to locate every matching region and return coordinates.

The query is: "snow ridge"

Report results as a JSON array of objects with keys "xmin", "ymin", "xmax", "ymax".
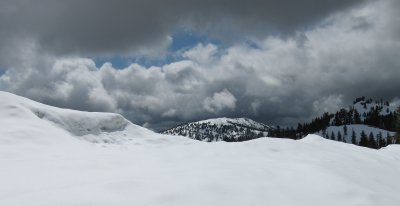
[
  {"xmin": 0, "ymin": 91, "xmax": 161, "ymax": 145},
  {"xmin": 30, "ymin": 107, "xmax": 129, "ymax": 136}
]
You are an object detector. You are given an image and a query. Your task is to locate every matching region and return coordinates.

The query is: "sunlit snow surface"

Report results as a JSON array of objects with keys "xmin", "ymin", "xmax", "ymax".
[{"xmin": 1, "ymin": 91, "xmax": 400, "ymax": 206}]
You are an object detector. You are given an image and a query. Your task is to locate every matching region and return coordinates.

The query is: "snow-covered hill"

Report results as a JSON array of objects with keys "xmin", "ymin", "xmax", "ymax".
[
  {"xmin": 1, "ymin": 92, "xmax": 400, "ymax": 206},
  {"xmin": 161, "ymin": 117, "xmax": 272, "ymax": 141}
]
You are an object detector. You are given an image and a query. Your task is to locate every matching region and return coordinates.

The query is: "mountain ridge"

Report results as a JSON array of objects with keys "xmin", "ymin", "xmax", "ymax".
[{"xmin": 161, "ymin": 117, "xmax": 272, "ymax": 142}]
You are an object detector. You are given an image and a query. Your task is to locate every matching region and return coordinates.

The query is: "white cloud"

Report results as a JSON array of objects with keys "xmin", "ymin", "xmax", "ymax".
[
  {"xmin": 313, "ymin": 95, "xmax": 344, "ymax": 115},
  {"xmin": 203, "ymin": 89, "xmax": 236, "ymax": 113},
  {"xmin": 183, "ymin": 43, "xmax": 218, "ymax": 65},
  {"xmin": 162, "ymin": 109, "xmax": 177, "ymax": 118}
]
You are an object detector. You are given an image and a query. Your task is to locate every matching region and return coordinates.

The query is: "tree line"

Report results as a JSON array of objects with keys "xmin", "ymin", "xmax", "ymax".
[
  {"xmin": 162, "ymin": 122, "xmax": 267, "ymax": 142},
  {"xmin": 270, "ymin": 97, "xmax": 400, "ymax": 149}
]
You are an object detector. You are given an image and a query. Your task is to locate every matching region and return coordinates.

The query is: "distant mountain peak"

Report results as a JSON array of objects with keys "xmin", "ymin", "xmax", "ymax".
[{"xmin": 161, "ymin": 117, "xmax": 272, "ymax": 142}]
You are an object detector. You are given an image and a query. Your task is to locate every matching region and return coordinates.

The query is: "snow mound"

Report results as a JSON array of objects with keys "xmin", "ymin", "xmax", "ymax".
[
  {"xmin": 0, "ymin": 91, "xmax": 159, "ymax": 144},
  {"xmin": 300, "ymin": 134, "xmax": 327, "ymax": 143},
  {"xmin": 30, "ymin": 107, "xmax": 128, "ymax": 136}
]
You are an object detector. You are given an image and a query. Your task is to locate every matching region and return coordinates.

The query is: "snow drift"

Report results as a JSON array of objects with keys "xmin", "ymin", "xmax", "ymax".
[
  {"xmin": 1, "ymin": 91, "xmax": 400, "ymax": 206},
  {"xmin": 0, "ymin": 91, "xmax": 173, "ymax": 145}
]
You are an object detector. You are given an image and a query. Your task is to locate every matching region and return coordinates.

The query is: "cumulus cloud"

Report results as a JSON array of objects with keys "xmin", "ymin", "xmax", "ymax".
[
  {"xmin": 0, "ymin": 0, "xmax": 400, "ymax": 131},
  {"xmin": 183, "ymin": 43, "xmax": 218, "ymax": 65},
  {"xmin": 203, "ymin": 89, "xmax": 237, "ymax": 113}
]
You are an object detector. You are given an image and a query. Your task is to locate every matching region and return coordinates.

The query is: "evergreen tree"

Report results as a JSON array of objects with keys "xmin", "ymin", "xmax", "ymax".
[
  {"xmin": 359, "ymin": 130, "xmax": 368, "ymax": 147},
  {"xmin": 351, "ymin": 129, "xmax": 357, "ymax": 145},
  {"xmin": 395, "ymin": 107, "xmax": 400, "ymax": 144},
  {"xmin": 343, "ymin": 125, "xmax": 348, "ymax": 136},
  {"xmin": 353, "ymin": 110, "xmax": 362, "ymax": 124},
  {"xmin": 380, "ymin": 137, "xmax": 387, "ymax": 148},
  {"xmin": 387, "ymin": 132, "xmax": 393, "ymax": 145},
  {"xmin": 337, "ymin": 131, "xmax": 343, "ymax": 142},
  {"xmin": 377, "ymin": 131, "xmax": 383, "ymax": 148},
  {"xmin": 368, "ymin": 132, "xmax": 378, "ymax": 149}
]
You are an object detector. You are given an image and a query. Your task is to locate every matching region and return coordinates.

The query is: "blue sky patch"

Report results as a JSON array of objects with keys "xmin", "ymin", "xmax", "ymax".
[
  {"xmin": 0, "ymin": 67, "xmax": 6, "ymax": 76},
  {"xmin": 93, "ymin": 30, "xmax": 223, "ymax": 69},
  {"xmin": 170, "ymin": 30, "xmax": 216, "ymax": 51},
  {"xmin": 93, "ymin": 56, "xmax": 133, "ymax": 69}
]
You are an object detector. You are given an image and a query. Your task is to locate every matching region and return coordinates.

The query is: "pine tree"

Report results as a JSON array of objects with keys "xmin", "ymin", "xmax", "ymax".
[
  {"xmin": 351, "ymin": 129, "xmax": 357, "ymax": 145},
  {"xmin": 395, "ymin": 107, "xmax": 400, "ymax": 144},
  {"xmin": 337, "ymin": 131, "xmax": 343, "ymax": 142},
  {"xmin": 330, "ymin": 131, "xmax": 336, "ymax": 141},
  {"xmin": 377, "ymin": 131, "xmax": 383, "ymax": 148},
  {"xmin": 343, "ymin": 125, "xmax": 348, "ymax": 136},
  {"xmin": 387, "ymin": 132, "xmax": 393, "ymax": 145},
  {"xmin": 359, "ymin": 130, "xmax": 368, "ymax": 147},
  {"xmin": 380, "ymin": 137, "xmax": 387, "ymax": 148},
  {"xmin": 368, "ymin": 132, "xmax": 378, "ymax": 149},
  {"xmin": 353, "ymin": 110, "xmax": 361, "ymax": 124}
]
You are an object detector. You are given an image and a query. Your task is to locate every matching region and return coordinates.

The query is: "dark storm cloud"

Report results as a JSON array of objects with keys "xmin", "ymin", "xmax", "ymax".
[{"xmin": 0, "ymin": 0, "xmax": 366, "ymax": 56}]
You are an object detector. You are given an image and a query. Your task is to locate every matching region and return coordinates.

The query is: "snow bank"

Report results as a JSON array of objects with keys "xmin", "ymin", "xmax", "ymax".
[
  {"xmin": 0, "ymin": 91, "xmax": 129, "ymax": 135},
  {"xmin": 0, "ymin": 91, "xmax": 159, "ymax": 145},
  {"xmin": 30, "ymin": 107, "xmax": 129, "ymax": 136},
  {"xmin": 300, "ymin": 133, "xmax": 327, "ymax": 142}
]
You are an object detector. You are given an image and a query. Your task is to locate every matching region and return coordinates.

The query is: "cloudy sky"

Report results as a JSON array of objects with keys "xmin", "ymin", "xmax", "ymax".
[{"xmin": 1, "ymin": 0, "xmax": 399, "ymax": 131}]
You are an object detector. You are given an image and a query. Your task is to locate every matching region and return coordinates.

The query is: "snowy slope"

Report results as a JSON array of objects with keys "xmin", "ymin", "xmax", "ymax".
[
  {"xmin": 197, "ymin": 117, "xmax": 272, "ymax": 130},
  {"xmin": 327, "ymin": 98, "xmax": 397, "ymax": 126},
  {"xmin": 1, "ymin": 92, "xmax": 400, "ymax": 206},
  {"xmin": 353, "ymin": 100, "xmax": 396, "ymax": 118},
  {"xmin": 162, "ymin": 117, "xmax": 272, "ymax": 141},
  {"xmin": 318, "ymin": 124, "xmax": 396, "ymax": 143}
]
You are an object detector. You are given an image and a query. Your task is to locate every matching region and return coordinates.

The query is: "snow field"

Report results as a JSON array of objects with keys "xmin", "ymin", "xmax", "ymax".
[{"xmin": 1, "ymin": 91, "xmax": 400, "ymax": 206}]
